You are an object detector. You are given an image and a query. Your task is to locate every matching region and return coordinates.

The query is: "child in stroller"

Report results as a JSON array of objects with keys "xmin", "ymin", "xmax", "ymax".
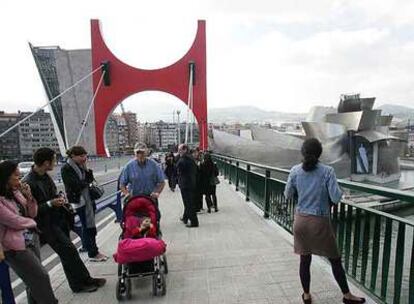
[{"xmin": 114, "ymin": 196, "xmax": 168, "ymax": 300}]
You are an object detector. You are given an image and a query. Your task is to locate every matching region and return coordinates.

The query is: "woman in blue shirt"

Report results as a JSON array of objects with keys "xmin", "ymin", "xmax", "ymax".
[{"xmin": 284, "ymin": 138, "xmax": 365, "ymax": 304}]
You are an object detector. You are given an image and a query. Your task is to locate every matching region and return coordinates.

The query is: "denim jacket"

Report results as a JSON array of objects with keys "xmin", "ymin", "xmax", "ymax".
[{"xmin": 284, "ymin": 163, "xmax": 343, "ymax": 217}]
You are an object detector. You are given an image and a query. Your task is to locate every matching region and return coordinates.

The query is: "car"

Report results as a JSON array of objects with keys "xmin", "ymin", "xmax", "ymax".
[{"xmin": 18, "ymin": 161, "xmax": 34, "ymax": 178}]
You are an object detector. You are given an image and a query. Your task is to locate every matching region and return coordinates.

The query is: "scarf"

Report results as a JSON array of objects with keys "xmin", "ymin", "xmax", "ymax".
[{"xmin": 67, "ymin": 158, "xmax": 95, "ymax": 228}]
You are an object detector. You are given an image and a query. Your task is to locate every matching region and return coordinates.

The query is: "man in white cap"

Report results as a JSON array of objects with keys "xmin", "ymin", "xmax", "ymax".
[{"xmin": 120, "ymin": 142, "xmax": 165, "ymax": 210}]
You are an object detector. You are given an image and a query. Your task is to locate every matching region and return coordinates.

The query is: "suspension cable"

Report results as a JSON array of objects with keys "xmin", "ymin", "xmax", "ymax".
[
  {"xmin": 0, "ymin": 65, "xmax": 103, "ymax": 139},
  {"xmin": 75, "ymin": 70, "xmax": 106, "ymax": 145}
]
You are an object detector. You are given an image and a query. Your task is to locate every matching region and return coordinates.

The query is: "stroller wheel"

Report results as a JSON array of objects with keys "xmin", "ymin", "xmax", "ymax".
[
  {"xmin": 152, "ymin": 272, "xmax": 166, "ymax": 296},
  {"xmin": 161, "ymin": 254, "xmax": 169, "ymax": 274},
  {"xmin": 160, "ymin": 272, "xmax": 167, "ymax": 296},
  {"xmin": 125, "ymin": 278, "xmax": 132, "ymax": 300},
  {"xmin": 116, "ymin": 280, "xmax": 124, "ymax": 301},
  {"xmin": 116, "ymin": 278, "xmax": 131, "ymax": 301}
]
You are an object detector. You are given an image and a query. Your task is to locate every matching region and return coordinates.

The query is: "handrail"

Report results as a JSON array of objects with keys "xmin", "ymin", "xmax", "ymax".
[
  {"xmin": 213, "ymin": 153, "xmax": 414, "ymax": 204},
  {"xmin": 213, "ymin": 153, "xmax": 414, "ymax": 304}
]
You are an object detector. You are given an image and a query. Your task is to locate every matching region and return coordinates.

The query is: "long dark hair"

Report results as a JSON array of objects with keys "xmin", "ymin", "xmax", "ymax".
[
  {"xmin": 202, "ymin": 153, "xmax": 214, "ymax": 172},
  {"xmin": 301, "ymin": 138, "xmax": 322, "ymax": 172},
  {"xmin": 66, "ymin": 146, "xmax": 87, "ymax": 158},
  {"xmin": 0, "ymin": 161, "xmax": 18, "ymax": 199}
]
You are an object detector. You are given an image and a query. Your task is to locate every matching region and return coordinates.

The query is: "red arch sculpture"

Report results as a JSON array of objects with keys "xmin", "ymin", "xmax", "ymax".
[{"xmin": 91, "ymin": 19, "xmax": 207, "ymax": 156}]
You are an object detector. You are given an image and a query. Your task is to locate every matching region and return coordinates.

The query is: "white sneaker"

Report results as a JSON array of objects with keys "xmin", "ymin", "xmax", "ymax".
[{"xmin": 89, "ymin": 253, "xmax": 109, "ymax": 262}]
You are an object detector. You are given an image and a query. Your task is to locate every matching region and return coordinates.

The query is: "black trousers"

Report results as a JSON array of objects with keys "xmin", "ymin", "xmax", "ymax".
[
  {"xmin": 204, "ymin": 186, "xmax": 218, "ymax": 210},
  {"xmin": 181, "ymin": 188, "xmax": 198, "ymax": 226},
  {"xmin": 195, "ymin": 189, "xmax": 203, "ymax": 211},
  {"xmin": 167, "ymin": 175, "xmax": 176, "ymax": 190},
  {"xmin": 41, "ymin": 223, "xmax": 91, "ymax": 291},
  {"xmin": 300, "ymin": 254, "xmax": 349, "ymax": 294}
]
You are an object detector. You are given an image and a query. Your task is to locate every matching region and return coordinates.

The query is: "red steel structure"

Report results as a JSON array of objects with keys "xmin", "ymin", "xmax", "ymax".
[{"xmin": 91, "ymin": 19, "xmax": 208, "ymax": 156}]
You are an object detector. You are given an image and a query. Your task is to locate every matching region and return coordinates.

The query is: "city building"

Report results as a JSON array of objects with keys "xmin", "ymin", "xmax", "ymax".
[
  {"xmin": 18, "ymin": 110, "xmax": 60, "ymax": 159},
  {"xmin": 0, "ymin": 111, "xmax": 21, "ymax": 161},
  {"xmin": 105, "ymin": 115, "xmax": 120, "ymax": 154},
  {"xmin": 31, "ymin": 45, "xmax": 96, "ymax": 154},
  {"xmin": 112, "ymin": 112, "xmax": 138, "ymax": 153},
  {"xmin": 122, "ymin": 112, "xmax": 139, "ymax": 145},
  {"xmin": 0, "ymin": 110, "xmax": 59, "ymax": 161},
  {"xmin": 152, "ymin": 121, "xmax": 178, "ymax": 151}
]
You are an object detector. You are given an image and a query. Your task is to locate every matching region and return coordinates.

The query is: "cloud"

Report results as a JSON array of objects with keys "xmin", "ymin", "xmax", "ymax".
[{"xmin": 1, "ymin": 0, "xmax": 414, "ymax": 118}]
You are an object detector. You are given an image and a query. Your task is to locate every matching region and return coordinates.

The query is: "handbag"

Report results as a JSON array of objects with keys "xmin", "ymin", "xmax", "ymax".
[{"xmin": 89, "ymin": 181, "xmax": 105, "ymax": 200}]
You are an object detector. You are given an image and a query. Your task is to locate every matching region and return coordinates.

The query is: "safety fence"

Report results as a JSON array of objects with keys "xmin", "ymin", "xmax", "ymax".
[{"xmin": 213, "ymin": 154, "xmax": 414, "ymax": 304}]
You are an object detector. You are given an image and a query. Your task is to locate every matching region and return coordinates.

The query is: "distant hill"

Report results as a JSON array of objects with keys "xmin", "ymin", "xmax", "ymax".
[
  {"xmin": 378, "ymin": 104, "xmax": 414, "ymax": 121},
  {"xmin": 208, "ymin": 106, "xmax": 305, "ymax": 124}
]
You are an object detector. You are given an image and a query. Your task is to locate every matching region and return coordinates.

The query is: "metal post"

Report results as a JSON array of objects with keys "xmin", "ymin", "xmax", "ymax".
[
  {"xmin": 235, "ymin": 161, "xmax": 239, "ymax": 191},
  {"xmin": 246, "ymin": 164, "xmax": 250, "ymax": 202},
  {"xmin": 264, "ymin": 170, "xmax": 271, "ymax": 218},
  {"xmin": 373, "ymin": 142, "xmax": 378, "ymax": 175},
  {"xmin": 228, "ymin": 160, "xmax": 232, "ymax": 185},
  {"xmin": 177, "ymin": 110, "xmax": 181, "ymax": 145},
  {"xmin": 349, "ymin": 130, "xmax": 356, "ymax": 174}
]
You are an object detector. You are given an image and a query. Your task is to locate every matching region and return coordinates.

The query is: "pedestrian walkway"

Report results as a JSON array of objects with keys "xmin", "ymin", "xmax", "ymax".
[{"xmin": 17, "ymin": 179, "xmax": 375, "ymax": 304}]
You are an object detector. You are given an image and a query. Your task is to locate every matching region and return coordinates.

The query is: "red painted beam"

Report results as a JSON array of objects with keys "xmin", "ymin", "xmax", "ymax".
[{"xmin": 91, "ymin": 19, "xmax": 208, "ymax": 156}]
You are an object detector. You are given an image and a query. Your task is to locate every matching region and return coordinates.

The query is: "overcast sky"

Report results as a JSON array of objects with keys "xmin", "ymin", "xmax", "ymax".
[{"xmin": 1, "ymin": 0, "xmax": 414, "ymax": 122}]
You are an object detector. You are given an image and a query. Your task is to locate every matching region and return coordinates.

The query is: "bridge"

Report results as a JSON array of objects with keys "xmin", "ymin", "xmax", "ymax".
[
  {"xmin": 6, "ymin": 154, "xmax": 414, "ymax": 304},
  {"xmin": 2, "ymin": 19, "xmax": 414, "ymax": 304}
]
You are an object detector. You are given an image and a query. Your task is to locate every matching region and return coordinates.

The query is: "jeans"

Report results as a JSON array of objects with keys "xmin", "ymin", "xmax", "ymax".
[
  {"xmin": 0, "ymin": 261, "xmax": 15, "ymax": 304},
  {"xmin": 77, "ymin": 206, "xmax": 99, "ymax": 258}
]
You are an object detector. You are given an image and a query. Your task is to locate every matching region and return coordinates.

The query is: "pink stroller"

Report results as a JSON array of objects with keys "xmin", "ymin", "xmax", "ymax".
[{"xmin": 114, "ymin": 196, "xmax": 168, "ymax": 300}]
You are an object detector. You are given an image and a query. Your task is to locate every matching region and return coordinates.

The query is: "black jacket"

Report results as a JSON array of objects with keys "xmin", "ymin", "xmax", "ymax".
[
  {"xmin": 61, "ymin": 163, "xmax": 94, "ymax": 205},
  {"xmin": 176, "ymin": 154, "xmax": 197, "ymax": 190},
  {"xmin": 200, "ymin": 162, "xmax": 219, "ymax": 195},
  {"xmin": 23, "ymin": 170, "xmax": 67, "ymax": 232}
]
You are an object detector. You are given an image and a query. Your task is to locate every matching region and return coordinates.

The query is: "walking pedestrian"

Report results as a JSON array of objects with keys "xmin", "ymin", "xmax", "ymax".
[
  {"xmin": 200, "ymin": 153, "xmax": 219, "ymax": 213},
  {"xmin": 0, "ymin": 161, "xmax": 58, "ymax": 304},
  {"xmin": 284, "ymin": 138, "xmax": 365, "ymax": 304},
  {"xmin": 61, "ymin": 146, "xmax": 108, "ymax": 262},
  {"xmin": 24, "ymin": 148, "xmax": 106, "ymax": 293},
  {"xmin": 119, "ymin": 142, "xmax": 165, "ymax": 220},
  {"xmin": 176, "ymin": 144, "xmax": 199, "ymax": 227},
  {"xmin": 164, "ymin": 152, "xmax": 177, "ymax": 192}
]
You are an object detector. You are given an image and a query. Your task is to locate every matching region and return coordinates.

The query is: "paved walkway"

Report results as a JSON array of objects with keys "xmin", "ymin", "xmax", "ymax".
[{"xmin": 17, "ymin": 179, "xmax": 375, "ymax": 304}]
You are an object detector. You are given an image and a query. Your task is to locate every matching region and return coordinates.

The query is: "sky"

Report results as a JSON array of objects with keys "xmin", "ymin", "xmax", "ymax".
[{"xmin": 1, "ymin": 0, "xmax": 414, "ymax": 122}]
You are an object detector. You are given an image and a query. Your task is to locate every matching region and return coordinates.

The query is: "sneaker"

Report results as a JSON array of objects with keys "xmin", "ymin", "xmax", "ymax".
[
  {"xmin": 73, "ymin": 284, "xmax": 98, "ymax": 293},
  {"xmin": 89, "ymin": 253, "xmax": 109, "ymax": 262}
]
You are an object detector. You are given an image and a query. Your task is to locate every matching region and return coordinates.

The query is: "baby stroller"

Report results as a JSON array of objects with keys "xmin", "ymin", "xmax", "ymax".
[{"xmin": 114, "ymin": 195, "xmax": 168, "ymax": 300}]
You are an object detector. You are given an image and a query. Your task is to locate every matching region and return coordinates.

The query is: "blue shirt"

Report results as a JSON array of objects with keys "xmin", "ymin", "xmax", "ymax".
[
  {"xmin": 120, "ymin": 158, "xmax": 165, "ymax": 196},
  {"xmin": 284, "ymin": 163, "xmax": 343, "ymax": 217}
]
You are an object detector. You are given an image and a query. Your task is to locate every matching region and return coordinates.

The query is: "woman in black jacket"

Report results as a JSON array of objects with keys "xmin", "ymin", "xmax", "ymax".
[
  {"xmin": 61, "ymin": 146, "xmax": 108, "ymax": 262},
  {"xmin": 200, "ymin": 153, "xmax": 219, "ymax": 213},
  {"xmin": 164, "ymin": 152, "xmax": 177, "ymax": 191}
]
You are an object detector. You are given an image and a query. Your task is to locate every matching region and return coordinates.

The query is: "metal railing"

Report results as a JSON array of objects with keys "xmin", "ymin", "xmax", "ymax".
[{"xmin": 213, "ymin": 154, "xmax": 414, "ymax": 304}]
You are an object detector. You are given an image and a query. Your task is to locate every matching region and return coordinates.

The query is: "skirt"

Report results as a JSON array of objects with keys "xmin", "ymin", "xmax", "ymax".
[{"xmin": 293, "ymin": 213, "xmax": 340, "ymax": 259}]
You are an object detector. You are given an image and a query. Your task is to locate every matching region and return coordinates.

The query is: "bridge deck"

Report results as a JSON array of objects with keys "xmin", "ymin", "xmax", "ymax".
[{"xmin": 17, "ymin": 179, "xmax": 375, "ymax": 304}]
